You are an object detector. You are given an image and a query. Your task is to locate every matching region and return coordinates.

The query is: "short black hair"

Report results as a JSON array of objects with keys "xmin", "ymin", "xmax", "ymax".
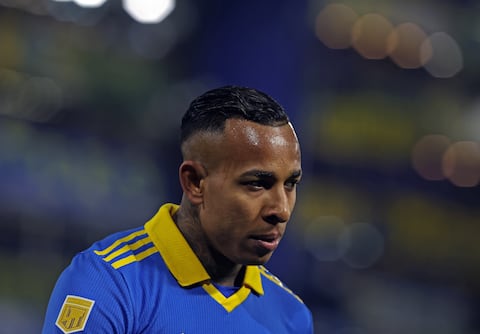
[{"xmin": 181, "ymin": 85, "xmax": 290, "ymax": 143}]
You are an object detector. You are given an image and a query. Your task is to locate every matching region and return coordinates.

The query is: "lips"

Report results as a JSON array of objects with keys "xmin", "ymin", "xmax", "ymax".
[{"xmin": 250, "ymin": 233, "xmax": 281, "ymax": 252}]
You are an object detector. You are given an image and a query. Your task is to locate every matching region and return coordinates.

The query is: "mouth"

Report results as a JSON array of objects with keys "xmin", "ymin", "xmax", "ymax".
[{"xmin": 250, "ymin": 233, "xmax": 281, "ymax": 252}]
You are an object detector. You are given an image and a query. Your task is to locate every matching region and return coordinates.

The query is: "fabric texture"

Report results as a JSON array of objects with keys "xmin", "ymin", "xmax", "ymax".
[{"xmin": 42, "ymin": 203, "xmax": 313, "ymax": 333}]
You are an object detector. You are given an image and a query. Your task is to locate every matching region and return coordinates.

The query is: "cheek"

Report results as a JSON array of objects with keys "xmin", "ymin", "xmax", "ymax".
[
  {"xmin": 202, "ymin": 178, "xmax": 265, "ymax": 228},
  {"xmin": 202, "ymin": 197, "xmax": 258, "ymax": 241},
  {"xmin": 204, "ymin": 179, "xmax": 254, "ymax": 216},
  {"xmin": 290, "ymin": 191, "xmax": 297, "ymax": 208}
]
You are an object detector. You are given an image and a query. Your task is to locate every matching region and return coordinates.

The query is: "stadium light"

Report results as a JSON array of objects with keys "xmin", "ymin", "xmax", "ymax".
[
  {"xmin": 122, "ymin": 0, "xmax": 175, "ymax": 24},
  {"xmin": 73, "ymin": 0, "xmax": 108, "ymax": 8}
]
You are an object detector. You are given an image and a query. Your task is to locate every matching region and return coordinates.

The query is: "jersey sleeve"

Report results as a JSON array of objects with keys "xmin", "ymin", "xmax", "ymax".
[
  {"xmin": 305, "ymin": 307, "xmax": 314, "ymax": 334},
  {"xmin": 290, "ymin": 297, "xmax": 315, "ymax": 333},
  {"xmin": 41, "ymin": 250, "xmax": 134, "ymax": 333}
]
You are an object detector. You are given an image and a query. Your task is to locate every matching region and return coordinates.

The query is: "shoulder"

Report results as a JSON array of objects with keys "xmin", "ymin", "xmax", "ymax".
[
  {"xmin": 88, "ymin": 226, "xmax": 160, "ymax": 271},
  {"xmin": 42, "ymin": 226, "xmax": 166, "ymax": 333},
  {"xmin": 257, "ymin": 266, "xmax": 314, "ymax": 332},
  {"xmin": 258, "ymin": 266, "xmax": 305, "ymax": 304},
  {"xmin": 60, "ymin": 227, "xmax": 165, "ymax": 287}
]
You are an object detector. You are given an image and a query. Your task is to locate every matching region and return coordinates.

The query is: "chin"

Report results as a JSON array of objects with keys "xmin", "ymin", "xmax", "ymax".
[{"xmin": 242, "ymin": 253, "xmax": 273, "ymax": 266}]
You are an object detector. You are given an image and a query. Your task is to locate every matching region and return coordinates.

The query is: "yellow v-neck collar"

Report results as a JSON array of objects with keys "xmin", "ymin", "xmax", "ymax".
[{"xmin": 144, "ymin": 203, "xmax": 264, "ymax": 300}]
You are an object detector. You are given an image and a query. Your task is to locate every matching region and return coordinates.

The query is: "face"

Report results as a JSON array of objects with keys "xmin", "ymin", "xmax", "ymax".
[{"xmin": 198, "ymin": 119, "xmax": 302, "ymax": 265}]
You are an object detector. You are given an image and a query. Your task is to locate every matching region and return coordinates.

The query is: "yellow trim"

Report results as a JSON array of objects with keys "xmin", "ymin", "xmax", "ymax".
[
  {"xmin": 144, "ymin": 203, "xmax": 265, "ymax": 310},
  {"xmin": 103, "ymin": 236, "xmax": 152, "ymax": 262},
  {"xmin": 259, "ymin": 266, "xmax": 304, "ymax": 304},
  {"xmin": 94, "ymin": 230, "xmax": 147, "ymax": 256},
  {"xmin": 243, "ymin": 265, "xmax": 264, "ymax": 296},
  {"xmin": 144, "ymin": 204, "xmax": 210, "ymax": 286},
  {"xmin": 202, "ymin": 283, "xmax": 251, "ymax": 313},
  {"xmin": 111, "ymin": 246, "xmax": 158, "ymax": 269},
  {"xmin": 63, "ymin": 295, "xmax": 94, "ymax": 307}
]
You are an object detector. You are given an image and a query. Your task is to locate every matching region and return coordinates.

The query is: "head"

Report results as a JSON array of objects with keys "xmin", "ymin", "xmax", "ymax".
[{"xmin": 178, "ymin": 86, "xmax": 302, "ymax": 265}]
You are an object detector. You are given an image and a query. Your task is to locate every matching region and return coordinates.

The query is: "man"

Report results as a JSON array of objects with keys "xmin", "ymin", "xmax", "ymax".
[{"xmin": 42, "ymin": 86, "xmax": 313, "ymax": 333}]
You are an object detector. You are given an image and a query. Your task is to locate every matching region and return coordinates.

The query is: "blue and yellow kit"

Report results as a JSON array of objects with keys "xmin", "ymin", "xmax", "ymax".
[{"xmin": 42, "ymin": 203, "xmax": 313, "ymax": 333}]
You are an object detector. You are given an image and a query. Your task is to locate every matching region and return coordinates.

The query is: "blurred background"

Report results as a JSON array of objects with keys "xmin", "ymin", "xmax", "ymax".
[{"xmin": 0, "ymin": 0, "xmax": 479, "ymax": 333}]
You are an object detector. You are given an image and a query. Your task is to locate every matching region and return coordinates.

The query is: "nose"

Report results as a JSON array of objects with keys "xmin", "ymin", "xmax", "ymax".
[{"xmin": 263, "ymin": 187, "xmax": 292, "ymax": 224}]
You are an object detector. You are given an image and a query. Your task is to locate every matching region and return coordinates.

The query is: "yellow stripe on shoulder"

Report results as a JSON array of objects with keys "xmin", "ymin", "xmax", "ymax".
[
  {"xmin": 259, "ymin": 266, "xmax": 305, "ymax": 304},
  {"xmin": 111, "ymin": 246, "xmax": 158, "ymax": 269},
  {"xmin": 92, "ymin": 229, "xmax": 159, "ymax": 270},
  {"xmin": 103, "ymin": 236, "xmax": 153, "ymax": 262},
  {"xmin": 94, "ymin": 230, "xmax": 147, "ymax": 256}
]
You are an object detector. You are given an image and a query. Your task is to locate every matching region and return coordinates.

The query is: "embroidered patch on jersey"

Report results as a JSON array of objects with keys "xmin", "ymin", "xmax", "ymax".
[{"xmin": 55, "ymin": 295, "xmax": 95, "ymax": 333}]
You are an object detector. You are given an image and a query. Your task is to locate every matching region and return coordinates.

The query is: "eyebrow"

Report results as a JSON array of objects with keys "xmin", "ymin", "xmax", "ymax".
[
  {"xmin": 290, "ymin": 170, "xmax": 303, "ymax": 179},
  {"xmin": 240, "ymin": 169, "xmax": 302, "ymax": 179}
]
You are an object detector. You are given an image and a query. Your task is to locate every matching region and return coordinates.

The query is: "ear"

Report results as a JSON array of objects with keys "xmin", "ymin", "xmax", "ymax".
[{"xmin": 179, "ymin": 161, "xmax": 207, "ymax": 205}]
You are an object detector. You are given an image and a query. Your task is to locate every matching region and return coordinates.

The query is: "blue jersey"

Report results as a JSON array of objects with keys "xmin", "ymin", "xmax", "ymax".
[{"xmin": 42, "ymin": 203, "xmax": 313, "ymax": 333}]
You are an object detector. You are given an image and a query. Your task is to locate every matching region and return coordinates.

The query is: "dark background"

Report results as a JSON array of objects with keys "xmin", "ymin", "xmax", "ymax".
[{"xmin": 1, "ymin": 0, "xmax": 479, "ymax": 333}]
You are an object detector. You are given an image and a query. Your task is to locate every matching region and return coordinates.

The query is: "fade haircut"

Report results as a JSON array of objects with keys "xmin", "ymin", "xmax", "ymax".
[{"xmin": 180, "ymin": 86, "xmax": 290, "ymax": 144}]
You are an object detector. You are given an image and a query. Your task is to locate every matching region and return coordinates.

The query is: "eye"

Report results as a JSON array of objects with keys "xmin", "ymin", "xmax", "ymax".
[
  {"xmin": 242, "ymin": 180, "xmax": 272, "ymax": 190},
  {"xmin": 285, "ymin": 179, "xmax": 300, "ymax": 190}
]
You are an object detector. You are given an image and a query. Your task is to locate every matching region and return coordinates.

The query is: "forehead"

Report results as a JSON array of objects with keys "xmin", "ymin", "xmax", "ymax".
[{"xmin": 214, "ymin": 119, "xmax": 301, "ymax": 172}]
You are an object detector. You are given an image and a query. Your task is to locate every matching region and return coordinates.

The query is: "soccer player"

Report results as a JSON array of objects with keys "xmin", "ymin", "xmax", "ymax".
[{"xmin": 42, "ymin": 86, "xmax": 314, "ymax": 333}]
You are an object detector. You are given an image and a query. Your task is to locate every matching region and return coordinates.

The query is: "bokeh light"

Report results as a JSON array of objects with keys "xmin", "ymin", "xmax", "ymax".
[
  {"xmin": 315, "ymin": 3, "xmax": 358, "ymax": 49},
  {"xmin": 122, "ymin": 0, "xmax": 175, "ymax": 24},
  {"xmin": 304, "ymin": 218, "xmax": 384, "ymax": 269},
  {"xmin": 352, "ymin": 13, "xmax": 394, "ymax": 59},
  {"xmin": 1, "ymin": 1, "xmax": 479, "ymax": 333},
  {"xmin": 387, "ymin": 22, "xmax": 430, "ymax": 69},
  {"xmin": 421, "ymin": 32, "xmax": 463, "ymax": 78},
  {"xmin": 304, "ymin": 216, "xmax": 345, "ymax": 261},
  {"xmin": 411, "ymin": 134, "xmax": 451, "ymax": 181},
  {"xmin": 47, "ymin": 0, "xmax": 107, "ymax": 24},
  {"xmin": 339, "ymin": 223, "xmax": 384, "ymax": 269},
  {"xmin": 442, "ymin": 141, "xmax": 480, "ymax": 187},
  {"xmin": 314, "ymin": 6, "xmax": 463, "ymax": 79},
  {"xmin": 73, "ymin": 0, "xmax": 107, "ymax": 8}
]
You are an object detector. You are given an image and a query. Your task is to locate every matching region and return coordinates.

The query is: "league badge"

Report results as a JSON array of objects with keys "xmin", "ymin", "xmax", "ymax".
[{"xmin": 55, "ymin": 295, "xmax": 95, "ymax": 333}]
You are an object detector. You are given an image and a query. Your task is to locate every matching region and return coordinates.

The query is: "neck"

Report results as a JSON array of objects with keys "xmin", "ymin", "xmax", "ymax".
[{"xmin": 174, "ymin": 199, "xmax": 244, "ymax": 287}]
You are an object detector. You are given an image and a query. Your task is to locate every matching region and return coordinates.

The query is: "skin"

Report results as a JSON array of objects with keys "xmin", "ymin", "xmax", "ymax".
[{"xmin": 175, "ymin": 118, "xmax": 302, "ymax": 287}]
